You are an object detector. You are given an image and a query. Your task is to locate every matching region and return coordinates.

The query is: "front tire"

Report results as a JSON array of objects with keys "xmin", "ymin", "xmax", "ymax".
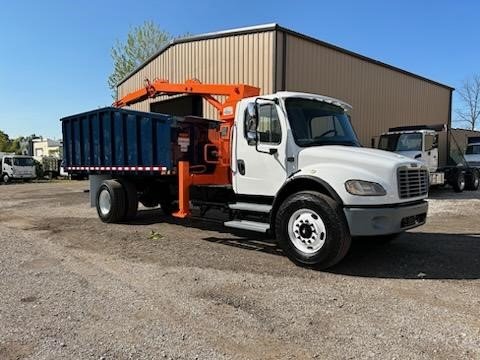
[
  {"xmin": 275, "ymin": 191, "xmax": 351, "ymax": 269},
  {"xmin": 96, "ymin": 180, "xmax": 126, "ymax": 223},
  {"xmin": 2, "ymin": 174, "xmax": 10, "ymax": 184}
]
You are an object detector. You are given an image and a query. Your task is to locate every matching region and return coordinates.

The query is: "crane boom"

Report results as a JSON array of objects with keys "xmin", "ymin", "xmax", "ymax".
[
  {"xmin": 114, "ymin": 78, "xmax": 260, "ymax": 122},
  {"xmin": 113, "ymin": 78, "xmax": 261, "ymax": 218}
]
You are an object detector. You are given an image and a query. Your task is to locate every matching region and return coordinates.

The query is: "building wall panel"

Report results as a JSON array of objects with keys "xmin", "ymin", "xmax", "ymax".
[
  {"xmin": 118, "ymin": 31, "xmax": 275, "ymax": 119},
  {"xmin": 283, "ymin": 34, "xmax": 452, "ymax": 145}
]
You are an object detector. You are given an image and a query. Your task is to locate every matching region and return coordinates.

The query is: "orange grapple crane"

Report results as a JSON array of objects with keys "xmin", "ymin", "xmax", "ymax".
[{"xmin": 113, "ymin": 78, "xmax": 260, "ymax": 218}]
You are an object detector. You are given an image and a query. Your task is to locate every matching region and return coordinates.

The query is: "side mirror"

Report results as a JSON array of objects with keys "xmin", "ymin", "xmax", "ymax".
[
  {"xmin": 247, "ymin": 103, "xmax": 257, "ymax": 120},
  {"xmin": 247, "ymin": 131, "xmax": 257, "ymax": 145},
  {"xmin": 246, "ymin": 103, "xmax": 258, "ymax": 145}
]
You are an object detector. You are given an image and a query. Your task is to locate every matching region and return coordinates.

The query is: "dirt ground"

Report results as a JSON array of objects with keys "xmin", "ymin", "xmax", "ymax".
[{"xmin": 0, "ymin": 180, "xmax": 479, "ymax": 359}]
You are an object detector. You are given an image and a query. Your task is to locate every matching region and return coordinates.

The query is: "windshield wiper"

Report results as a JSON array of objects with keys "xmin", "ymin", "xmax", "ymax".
[{"xmin": 301, "ymin": 139, "xmax": 358, "ymax": 147}]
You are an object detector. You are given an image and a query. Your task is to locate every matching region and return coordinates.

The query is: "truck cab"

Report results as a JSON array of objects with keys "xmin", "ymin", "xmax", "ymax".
[
  {"xmin": 1, "ymin": 155, "xmax": 36, "ymax": 183},
  {"xmin": 378, "ymin": 129, "xmax": 439, "ymax": 172},
  {"xmin": 378, "ymin": 126, "xmax": 480, "ymax": 192},
  {"xmin": 465, "ymin": 142, "xmax": 480, "ymax": 167},
  {"xmin": 226, "ymin": 92, "xmax": 429, "ymax": 262}
]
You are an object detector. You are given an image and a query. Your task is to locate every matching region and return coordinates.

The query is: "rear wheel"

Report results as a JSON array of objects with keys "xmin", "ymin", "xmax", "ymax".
[
  {"xmin": 96, "ymin": 180, "xmax": 126, "ymax": 223},
  {"xmin": 466, "ymin": 170, "xmax": 480, "ymax": 191},
  {"xmin": 119, "ymin": 180, "xmax": 138, "ymax": 220},
  {"xmin": 275, "ymin": 191, "xmax": 351, "ymax": 269},
  {"xmin": 452, "ymin": 172, "xmax": 465, "ymax": 192}
]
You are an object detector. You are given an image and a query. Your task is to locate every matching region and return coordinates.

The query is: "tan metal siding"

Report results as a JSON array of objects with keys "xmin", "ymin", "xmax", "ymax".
[
  {"xmin": 117, "ymin": 31, "xmax": 275, "ymax": 119},
  {"xmin": 283, "ymin": 34, "xmax": 452, "ymax": 146}
]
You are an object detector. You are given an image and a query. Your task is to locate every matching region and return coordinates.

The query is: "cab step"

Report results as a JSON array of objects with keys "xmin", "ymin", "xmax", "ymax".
[
  {"xmin": 224, "ymin": 220, "xmax": 270, "ymax": 233},
  {"xmin": 228, "ymin": 202, "xmax": 272, "ymax": 213}
]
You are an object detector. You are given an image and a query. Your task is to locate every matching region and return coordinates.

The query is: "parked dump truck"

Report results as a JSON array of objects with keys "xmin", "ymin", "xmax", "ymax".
[
  {"xmin": 62, "ymin": 79, "xmax": 429, "ymax": 268},
  {"xmin": 1, "ymin": 153, "xmax": 36, "ymax": 183},
  {"xmin": 378, "ymin": 125, "xmax": 480, "ymax": 192}
]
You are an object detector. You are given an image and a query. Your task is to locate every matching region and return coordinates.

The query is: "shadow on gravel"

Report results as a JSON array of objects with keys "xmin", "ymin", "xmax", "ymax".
[
  {"xmin": 129, "ymin": 209, "xmax": 480, "ymax": 280},
  {"xmin": 428, "ymin": 188, "xmax": 480, "ymax": 200},
  {"xmin": 328, "ymin": 232, "xmax": 480, "ymax": 280}
]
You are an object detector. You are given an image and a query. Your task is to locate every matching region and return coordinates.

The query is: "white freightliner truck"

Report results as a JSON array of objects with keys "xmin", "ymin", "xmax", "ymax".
[
  {"xmin": 1, "ymin": 153, "xmax": 36, "ymax": 183},
  {"xmin": 378, "ymin": 125, "xmax": 480, "ymax": 192},
  {"xmin": 62, "ymin": 81, "xmax": 429, "ymax": 269}
]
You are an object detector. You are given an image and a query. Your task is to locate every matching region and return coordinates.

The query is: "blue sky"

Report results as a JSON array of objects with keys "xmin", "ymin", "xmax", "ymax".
[{"xmin": 0, "ymin": 0, "xmax": 478, "ymax": 138}]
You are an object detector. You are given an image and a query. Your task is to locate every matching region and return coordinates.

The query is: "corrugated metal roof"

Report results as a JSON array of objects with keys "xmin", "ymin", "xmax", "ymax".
[{"xmin": 117, "ymin": 23, "xmax": 453, "ymax": 91}]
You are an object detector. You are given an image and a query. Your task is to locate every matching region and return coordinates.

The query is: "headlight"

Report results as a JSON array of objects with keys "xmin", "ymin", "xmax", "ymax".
[{"xmin": 345, "ymin": 180, "xmax": 386, "ymax": 196}]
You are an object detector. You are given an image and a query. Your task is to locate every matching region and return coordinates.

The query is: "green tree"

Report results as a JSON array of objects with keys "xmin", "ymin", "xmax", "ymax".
[
  {"xmin": 108, "ymin": 21, "xmax": 173, "ymax": 98},
  {"xmin": 0, "ymin": 130, "xmax": 12, "ymax": 152}
]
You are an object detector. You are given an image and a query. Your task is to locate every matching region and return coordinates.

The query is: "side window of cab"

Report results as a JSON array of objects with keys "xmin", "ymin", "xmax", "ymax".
[
  {"xmin": 244, "ymin": 103, "xmax": 282, "ymax": 144},
  {"xmin": 4, "ymin": 157, "xmax": 12, "ymax": 166},
  {"xmin": 424, "ymin": 134, "xmax": 437, "ymax": 151}
]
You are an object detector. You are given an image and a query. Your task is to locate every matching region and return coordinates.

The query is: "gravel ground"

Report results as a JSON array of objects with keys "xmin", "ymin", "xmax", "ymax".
[{"xmin": 0, "ymin": 181, "xmax": 479, "ymax": 359}]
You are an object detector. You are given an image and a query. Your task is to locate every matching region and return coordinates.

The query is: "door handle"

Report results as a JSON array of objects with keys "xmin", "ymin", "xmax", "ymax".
[{"xmin": 237, "ymin": 160, "xmax": 245, "ymax": 175}]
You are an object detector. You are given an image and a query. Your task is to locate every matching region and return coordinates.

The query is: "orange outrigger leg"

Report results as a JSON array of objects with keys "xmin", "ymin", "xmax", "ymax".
[{"xmin": 114, "ymin": 79, "xmax": 260, "ymax": 219}]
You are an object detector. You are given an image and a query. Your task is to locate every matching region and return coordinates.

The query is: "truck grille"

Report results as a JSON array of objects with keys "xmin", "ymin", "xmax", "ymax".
[{"xmin": 397, "ymin": 167, "xmax": 429, "ymax": 199}]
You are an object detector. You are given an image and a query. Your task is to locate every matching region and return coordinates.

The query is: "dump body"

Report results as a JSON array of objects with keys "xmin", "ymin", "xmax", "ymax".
[{"xmin": 61, "ymin": 107, "xmax": 219, "ymax": 175}]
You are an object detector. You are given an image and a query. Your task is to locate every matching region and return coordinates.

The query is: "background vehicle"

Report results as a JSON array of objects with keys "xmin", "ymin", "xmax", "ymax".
[
  {"xmin": 41, "ymin": 156, "xmax": 61, "ymax": 179},
  {"xmin": 1, "ymin": 154, "xmax": 36, "ymax": 183},
  {"xmin": 378, "ymin": 125, "xmax": 480, "ymax": 192},
  {"xmin": 62, "ymin": 79, "xmax": 429, "ymax": 269},
  {"xmin": 465, "ymin": 138, "xmax": 480, "ymax": 167}
]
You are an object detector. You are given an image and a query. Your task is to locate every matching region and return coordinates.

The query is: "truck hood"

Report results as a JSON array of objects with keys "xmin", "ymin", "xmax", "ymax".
[
  {"xmin": 297, "ymin": 145, "xmax": 415, "ymax": 170},
  {"xmin": 295, "ymin": 145, "xmax": 426, "ymax": 206}
]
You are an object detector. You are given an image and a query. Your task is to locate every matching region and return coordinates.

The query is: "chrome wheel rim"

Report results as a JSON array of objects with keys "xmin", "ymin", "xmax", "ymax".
[
  {"xmin": 288, "ymin": 208, "xmax": 326, "ymax": 254},
  {"xmin": 98, "ymin": 189, "xmax": 112, "ymax": 216}
]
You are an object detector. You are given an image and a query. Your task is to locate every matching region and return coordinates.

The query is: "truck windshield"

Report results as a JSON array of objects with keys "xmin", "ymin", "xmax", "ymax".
[
  {"xmin": 13, "ymin": 157, "xmax": 34, "ymax": 166},
  {"xmin": 285, "ymin": 98, "xmax": 360, "ymax": 147},
  {"xmin": 378, "ymin": 133, "xmax": 423, "ymax": 152},
  {"xmin": 466, "ymin": 144, "xmax": 480, "ymax": 155}
]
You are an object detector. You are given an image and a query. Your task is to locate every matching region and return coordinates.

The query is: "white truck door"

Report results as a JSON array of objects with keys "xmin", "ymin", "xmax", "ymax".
[
  {"xmin": 424, "ymin": 133, "xmax": 439, "ymax": 172},
  {"xmin": 3, "ymin": 157, "xmax": 12, "ymax": 176},
  {"xmin": 232, "ymin": 102, "xmax": 288, "ymax": 196}
]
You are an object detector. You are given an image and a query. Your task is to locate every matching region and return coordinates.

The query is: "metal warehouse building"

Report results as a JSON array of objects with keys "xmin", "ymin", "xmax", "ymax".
[{"xmin": 117, "ymin": 24, "xmax": 453, "ymax": 146}]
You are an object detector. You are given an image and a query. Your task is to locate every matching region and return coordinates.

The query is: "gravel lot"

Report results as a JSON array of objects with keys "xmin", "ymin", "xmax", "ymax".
[{"xmin": 0, "ymin": 181, "xmax": 479, "ymax": 359}]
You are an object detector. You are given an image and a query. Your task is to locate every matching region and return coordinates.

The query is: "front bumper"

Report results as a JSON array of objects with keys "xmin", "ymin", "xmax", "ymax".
[{"xmin": 343, "ymin": 200, "xmax": 428, "ymax": 237}]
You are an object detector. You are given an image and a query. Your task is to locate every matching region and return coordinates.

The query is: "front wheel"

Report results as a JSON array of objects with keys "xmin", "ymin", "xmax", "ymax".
[
  {"xmin": 2, "ymin": 174, "xmax": 10, "ymax": 184},
  {"xmin": 275, "ymin": 191, "xmax": 351, "ymax": 269}
]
